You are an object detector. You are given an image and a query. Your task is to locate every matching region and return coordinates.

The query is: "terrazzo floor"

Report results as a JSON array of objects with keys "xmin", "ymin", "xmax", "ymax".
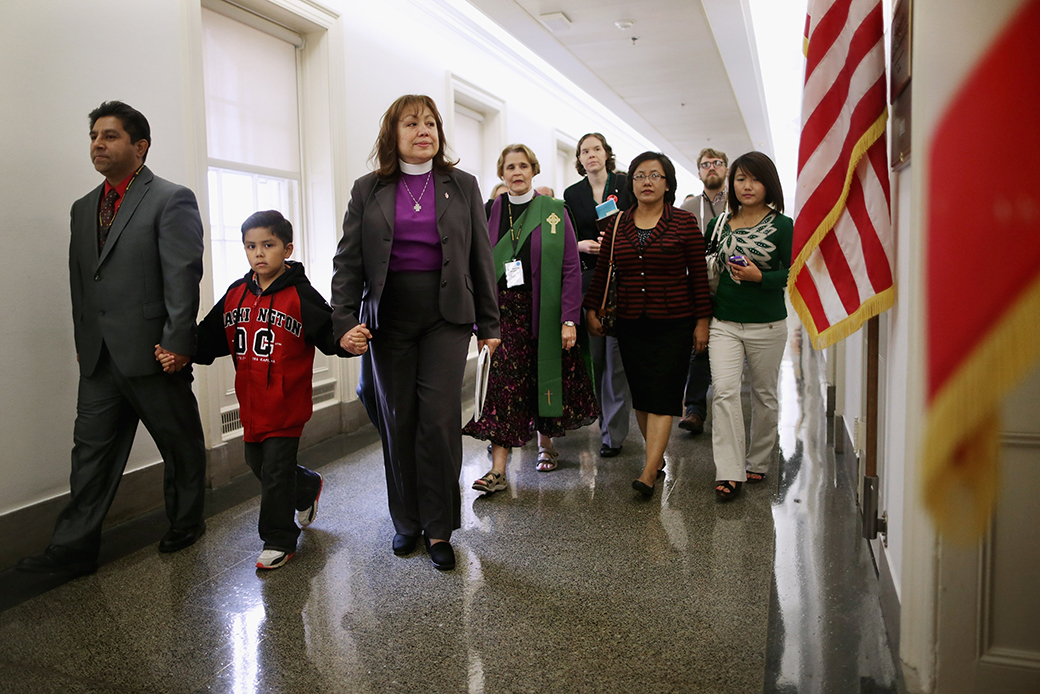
[{"xmin": 0, "ymin": 323, "xmax": 900, "ymax": 693}]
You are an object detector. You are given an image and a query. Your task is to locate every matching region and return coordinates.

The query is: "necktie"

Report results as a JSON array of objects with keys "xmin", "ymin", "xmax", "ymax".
[{"xmin": 98, "ymin": 188, "xmax": 120, "ymax": 251}]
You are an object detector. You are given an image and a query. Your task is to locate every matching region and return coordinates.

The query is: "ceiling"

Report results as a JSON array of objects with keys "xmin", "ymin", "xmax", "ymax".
[{"xmin": 463, "ymin": 0, "xmax": 773, "ymax": 174}]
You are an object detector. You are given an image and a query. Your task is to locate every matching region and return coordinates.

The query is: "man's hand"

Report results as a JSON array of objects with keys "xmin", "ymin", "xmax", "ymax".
[
  {"xmin": 340, "ymin": 323, "xmax": 372, "ymax": 355},
  {"xmin": 155, "ymin": 344, "xmax": 189, "ymax": 373}
]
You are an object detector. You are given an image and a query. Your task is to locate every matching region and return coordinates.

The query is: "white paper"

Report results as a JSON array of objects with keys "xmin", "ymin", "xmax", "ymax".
[{"xmin": 474, "ymin": 344, "xmax": 491, "ymax": 421}]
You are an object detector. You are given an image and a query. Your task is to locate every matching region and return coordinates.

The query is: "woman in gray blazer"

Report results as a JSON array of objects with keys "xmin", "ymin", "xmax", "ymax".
[{"xmin": 331, "ymin": 95, "xmax": 500, "ymax": 571}]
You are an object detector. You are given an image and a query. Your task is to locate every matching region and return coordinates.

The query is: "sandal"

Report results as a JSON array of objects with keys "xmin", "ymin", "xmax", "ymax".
[
  {"xmin": 715, "ymin": 480, "xmax": 742, "ymax": 501},
  {"xmin": 746, "ymin": 471, "xmax": 767, "ymax": 483},
  {"xmin": 473, "ymin": 470, "xmax": 506, "ymax": 493},
  {"xmin": 536, "ymin": 447, "xmax": 559, "ymax": 472}
]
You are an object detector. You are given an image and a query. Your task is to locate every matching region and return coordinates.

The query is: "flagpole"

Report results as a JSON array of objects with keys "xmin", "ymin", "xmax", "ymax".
[{"xmin": 862, "ymin": 316, "xmax": 886, "ymax": 539}]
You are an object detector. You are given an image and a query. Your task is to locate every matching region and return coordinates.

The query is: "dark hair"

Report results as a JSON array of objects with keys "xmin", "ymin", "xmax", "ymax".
[
  {"xmin": 626, "ymin": 151, "xmax": 677, "ymax": 207},
  {"xmin": 727, "ymin": 151, "xmax": 784, "ymax": 214},
  {"xmin": 574, "ymin": 133, "xmax": 616, "ymax": 176},
  {"xmin": 497, "ymin": 144, "xmax": 541, "ymax": 179},
  {"xmin": 241, "ymin": 210, "xmax": 293, "ymax": 245},
  {"xmin": 89, "ymin": 100, "xmax": 151, "ymax": 162},
  {"xmin": 371, "ymin": 95, "xmax": 456, "ymax": 180}
]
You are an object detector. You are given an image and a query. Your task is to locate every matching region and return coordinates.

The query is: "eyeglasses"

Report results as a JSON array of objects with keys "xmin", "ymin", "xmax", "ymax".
[
  {"xmin": 632, "ymin": 172, "xmax": 665, "ymax": 181},
  {"xmin": 699, "ymin": 159, "xmax": 726, "ymax": 170}
]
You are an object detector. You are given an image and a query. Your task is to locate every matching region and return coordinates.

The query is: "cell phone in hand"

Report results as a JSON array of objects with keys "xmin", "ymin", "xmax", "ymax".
[{"xmin": 729, "ymin": 255, "xmax": 750, "ymax": 267}]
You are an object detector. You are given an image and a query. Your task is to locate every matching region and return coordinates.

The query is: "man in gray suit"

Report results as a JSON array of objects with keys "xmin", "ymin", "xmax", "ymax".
[{"xmin": 18, "ymin": 101, "xmax": 207, "ymax": 577}]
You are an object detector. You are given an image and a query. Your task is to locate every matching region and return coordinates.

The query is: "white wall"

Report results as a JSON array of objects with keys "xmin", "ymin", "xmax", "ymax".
[{"xmin": 0, "ymin": 0, "xmax": 693, "ymax": 520}]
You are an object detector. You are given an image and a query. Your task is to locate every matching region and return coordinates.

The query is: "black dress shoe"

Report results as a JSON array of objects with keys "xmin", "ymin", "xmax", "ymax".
[
  {"xmin": 424, "ymin": 537, "xmax": 456, "ymax": 571},
  {"xmin": 16, "ymin": 545, "xmax": 97, "ymax": 577},
  {"xmin": 599, "ymin": 444, "xmax": 622, "ymax": 458},
  {"xmin": 393, "ymin": 533, "xmax": 419, "ymax": 556},
  {"xmin": 158, "ymin": 521, "xmax": 206, "ymax": 553},
  {"xmin": 632, "ymin": 479, "xmax": 655, "ymax": 498}
]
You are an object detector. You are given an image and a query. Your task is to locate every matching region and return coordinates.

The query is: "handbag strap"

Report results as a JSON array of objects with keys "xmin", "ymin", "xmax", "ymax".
[
  {"xmin": 599, "ymin": 213, "xmax": 623, "ymax": 314},
  {"xmin": 707, "ymin": 201, "xmax": 730, "ymax": 255}
]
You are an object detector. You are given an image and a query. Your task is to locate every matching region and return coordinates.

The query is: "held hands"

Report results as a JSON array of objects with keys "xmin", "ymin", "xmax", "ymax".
[
  {"xmin": 340, "ymin": 323, "xmax": 372, "ymax": 356},
  {"xmin": 478, "ymin": 338, "xmax": 501, "ymax": 357},
  {"xmin": 561, "ymin": 324, "xmax": 577, "ymax": 350},
  {"xmin": 154, "ymin": 344, "xmax": 189, "ymax": 373},
  {"xmin": 585, "ymin": 309, "xmax": 605, "ymax": 338}
]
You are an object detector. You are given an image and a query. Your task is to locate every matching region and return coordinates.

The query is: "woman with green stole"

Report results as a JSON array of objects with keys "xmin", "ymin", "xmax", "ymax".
[{"xmin": 464, "ymin": 144, "xmax": 598, "ymax": 493}]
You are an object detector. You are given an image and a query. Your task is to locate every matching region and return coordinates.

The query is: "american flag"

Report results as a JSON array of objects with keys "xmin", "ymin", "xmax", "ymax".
[
  {"xmin": 922, "ymin": 0, "xmax": 1040, "ymax": 536},
  {"xmin": 789, "ymin": 0, "xmax": 894, "ymax": 350}
]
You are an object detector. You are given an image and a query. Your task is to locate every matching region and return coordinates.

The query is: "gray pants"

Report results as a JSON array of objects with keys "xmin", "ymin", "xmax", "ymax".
[
  {"xmin": 581, "ymin": 267, "xmax": 630, "ymax": 448},
  {"xmin": 371, "ymin": 271, "xmax": 471, "ymax": 541},
  {"xmin": 52, "ymin": 345, "xmax": 207, "ymax": 555}
]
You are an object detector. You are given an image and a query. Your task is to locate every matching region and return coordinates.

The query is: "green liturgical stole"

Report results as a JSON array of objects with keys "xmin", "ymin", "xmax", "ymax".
[{"xmin": 492, "ymin": 196, "xmax": 567, "ymax": 417}]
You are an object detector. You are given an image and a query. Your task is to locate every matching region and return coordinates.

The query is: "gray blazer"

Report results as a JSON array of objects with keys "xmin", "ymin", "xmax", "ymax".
[
  {"xmin": 331, "ymin": 168, "xmax": 500, "ymax": 342},
  {"xmin": 69, "ymin": 166, "xmax": 204, "ymax": 378}
]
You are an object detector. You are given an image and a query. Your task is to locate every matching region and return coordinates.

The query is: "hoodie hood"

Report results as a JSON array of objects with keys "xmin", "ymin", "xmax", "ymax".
[{"xmin": 244, "ymin": 259, "xmax": 310, "ymax": 296}]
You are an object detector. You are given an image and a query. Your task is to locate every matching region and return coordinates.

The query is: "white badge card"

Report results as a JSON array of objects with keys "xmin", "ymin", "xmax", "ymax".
[{"xmin": 505, "ymin": 259, "xmax": 524, "ymax": 288}]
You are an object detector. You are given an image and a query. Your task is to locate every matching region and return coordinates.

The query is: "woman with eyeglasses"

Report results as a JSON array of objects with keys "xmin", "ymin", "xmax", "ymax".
[
  {"xmin": 583, "ymin": 151, "xmax": 712, "ymax": 498},
  {"xmin": 705, "ymin": 151, "xmax": 792, "ymax": 501}
]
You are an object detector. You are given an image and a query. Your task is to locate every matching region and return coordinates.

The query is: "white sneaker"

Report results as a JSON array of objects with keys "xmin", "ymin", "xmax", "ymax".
[
  {"xmin": 256, "ymin": 549, "xmax": 294, "ymax": 570},
  {"xmin": 297, "ymin": 474, "xmax": 323, "ymax": 527}
]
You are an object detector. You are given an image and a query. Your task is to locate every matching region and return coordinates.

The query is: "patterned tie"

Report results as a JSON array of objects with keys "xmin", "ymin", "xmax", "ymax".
[{"xmin": 98, "ymin": 188, "xmax": 120, "ymax": 251}]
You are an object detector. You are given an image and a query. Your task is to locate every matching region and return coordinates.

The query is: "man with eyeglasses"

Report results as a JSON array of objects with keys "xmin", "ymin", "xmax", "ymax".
[{"xmin": 678, "ymin": 148, "xmax": 728, "ymax": 435}]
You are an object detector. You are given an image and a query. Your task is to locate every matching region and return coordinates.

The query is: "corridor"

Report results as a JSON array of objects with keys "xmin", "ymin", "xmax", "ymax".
[{"xmin": 0, "ymin": 322, "xmax": 899, "ymax": 693}]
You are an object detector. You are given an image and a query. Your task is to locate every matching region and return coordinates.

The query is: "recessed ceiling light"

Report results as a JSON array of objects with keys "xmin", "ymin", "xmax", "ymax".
[
  {"xmin": 539, "ymin": 12, "xmax": 572, "ymax": 33},
  {"xmin": 615, "ymin": 19, "xmax": 636, "ymax": 31}
]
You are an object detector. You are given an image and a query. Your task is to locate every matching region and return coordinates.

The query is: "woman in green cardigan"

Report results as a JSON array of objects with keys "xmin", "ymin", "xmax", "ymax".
[{"xmin": 707, "ymin": 151, "xmax": 793, "ymax": 501}]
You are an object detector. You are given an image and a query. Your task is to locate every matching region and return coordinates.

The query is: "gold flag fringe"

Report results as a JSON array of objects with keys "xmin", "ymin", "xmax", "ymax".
[{"xmin": 922, "ymin": 274, "xmax": 1040, "ymax": 540}]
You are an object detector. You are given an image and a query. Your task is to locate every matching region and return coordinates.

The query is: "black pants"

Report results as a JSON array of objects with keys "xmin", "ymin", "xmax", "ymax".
[
  {"xmin": 244, "ymin": 437, "xmax": 322, "ymax": 552},
  {"xmin": 52, "ymin": 345, "xmax": 206, "ymax": 556},
  {"xmin": 683, "ymin": 346, "xmax": 712, "ymax": 418},
  {"xmin": 371, "ymin": 271, "xmax": 471, "ymax": 541}
]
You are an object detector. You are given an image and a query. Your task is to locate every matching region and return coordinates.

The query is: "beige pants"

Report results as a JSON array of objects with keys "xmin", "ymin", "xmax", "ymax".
[{"xmin": 708, "ymin": 318, "xmax": 788, "ymax": 482}]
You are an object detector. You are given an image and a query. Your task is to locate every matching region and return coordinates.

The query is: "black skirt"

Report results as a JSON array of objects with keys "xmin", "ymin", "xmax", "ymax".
[{"xmin": 615, "ymin": 315, "xmax": 694, "ymax": 416}]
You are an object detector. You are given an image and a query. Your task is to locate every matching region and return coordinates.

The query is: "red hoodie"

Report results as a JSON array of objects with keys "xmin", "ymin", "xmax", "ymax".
[{"xmin": 196, "ymin": 261, "xmax": 343, "ymax": 442}]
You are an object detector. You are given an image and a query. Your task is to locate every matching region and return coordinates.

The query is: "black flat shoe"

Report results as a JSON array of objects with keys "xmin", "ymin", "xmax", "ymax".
[
  {"xmin": 393, "ymin": 533, "xmax": 419, "ymax": 556},
  {"xmin": 16, "ymin": 545, "xmax": 97, "ymax": 577},
  {"xmin": 424, "ymin": 537, "xmax": 456, "ymax": 571},
  {"xmin": 599, "ymin": 444, "xmax": 622, "ymax": 458},
  {"xmin": 632, "ymin": 479, "xmax": 655, "ymax": 498},
  {"xmin": 158, "ymin": 521, "xmax": 206, "ymax": 553}
]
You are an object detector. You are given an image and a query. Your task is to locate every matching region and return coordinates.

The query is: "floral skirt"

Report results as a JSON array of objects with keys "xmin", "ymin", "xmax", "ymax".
[{"xmin": 463, "ymin": 289, "xmax": 599, "ymax": 448}]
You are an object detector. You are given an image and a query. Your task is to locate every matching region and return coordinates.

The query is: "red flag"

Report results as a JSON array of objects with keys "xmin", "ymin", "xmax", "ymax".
[
  {"xmin": 790, "ymin": 0, "xmax": 894, "ymax": 350},
  {"xmin": 923, "ymin": 0, "xmax": 1040, "ymax": 536}
]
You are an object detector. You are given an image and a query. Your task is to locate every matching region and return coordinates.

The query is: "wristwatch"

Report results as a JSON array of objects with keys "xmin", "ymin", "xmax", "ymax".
[{"xmin": 562, "ymin": 321, "xmax": 576, "ymax": 327}]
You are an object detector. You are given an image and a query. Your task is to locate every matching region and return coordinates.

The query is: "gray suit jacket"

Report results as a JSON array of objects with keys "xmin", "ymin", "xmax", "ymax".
[
  {"xmin": 331, "ymin": 168, "xmax": 500, "ymax": 342},
  {"xmin": 69, "ymin": 165, "xmax": 204, "ymax": 378}
]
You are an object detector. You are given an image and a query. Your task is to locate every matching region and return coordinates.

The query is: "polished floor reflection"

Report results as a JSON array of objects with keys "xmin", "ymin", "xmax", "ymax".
[{"xmin": 0, "ymin": 322, "xmax": 899, "ymax": 693}]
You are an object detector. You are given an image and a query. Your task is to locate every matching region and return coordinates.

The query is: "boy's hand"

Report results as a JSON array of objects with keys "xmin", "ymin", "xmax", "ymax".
[{"xmin": 340, "ymin": 323, "xmax": 372, "ymax": 355}]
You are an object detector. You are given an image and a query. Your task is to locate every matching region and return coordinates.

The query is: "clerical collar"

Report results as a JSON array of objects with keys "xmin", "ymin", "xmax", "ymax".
[
  {"xmin": 508, "ymin": 189, "xmax": 534, "ymax": 204},
  {"xmin": 399, "ymin": 159, "xmax": 433, "ymax": 175}
]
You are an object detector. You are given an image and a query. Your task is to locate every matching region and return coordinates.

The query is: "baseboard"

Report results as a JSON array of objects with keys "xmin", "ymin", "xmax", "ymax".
[
  {"xmin": 835, "ymin": 414, "xmax": 846, "ymax": 454},
  {"xmin": 0, "ymin": 399, "xmax": 373, "ymax": 571},
  {"xmin": 874, "ymin": 539, "xmax": 908, "ymax": 694}
]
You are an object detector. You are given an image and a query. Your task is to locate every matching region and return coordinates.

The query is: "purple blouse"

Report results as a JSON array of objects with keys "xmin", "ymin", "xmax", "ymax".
[{"xmin": 389, "ymin": 172, "xmax": 442, "ymax": 272}]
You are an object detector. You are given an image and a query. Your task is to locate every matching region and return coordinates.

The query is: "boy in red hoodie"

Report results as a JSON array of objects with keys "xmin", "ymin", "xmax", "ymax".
[{"xmin": 167, "ymin": 210, "xmax": 343, "ymax": 569}]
